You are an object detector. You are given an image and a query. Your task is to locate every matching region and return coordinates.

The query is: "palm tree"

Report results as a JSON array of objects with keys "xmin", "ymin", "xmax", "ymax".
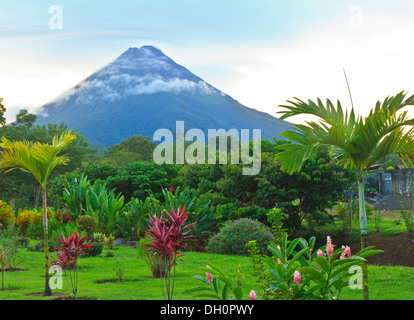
[
  {"xmin": 0, "ymin": 131, "xmax": 76, "ymax": 296},
  {"xmin": 274, "ymin": 91, "xmax": 414, "ymax": 300}
]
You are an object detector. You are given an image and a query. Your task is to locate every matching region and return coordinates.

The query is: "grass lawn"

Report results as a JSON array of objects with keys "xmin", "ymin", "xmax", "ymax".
[{"xmin": 0, "ymin": 243, "xmax": 413, "ymax": 300}]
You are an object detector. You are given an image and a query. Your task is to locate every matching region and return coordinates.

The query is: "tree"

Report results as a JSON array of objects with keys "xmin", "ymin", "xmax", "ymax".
[
  {"xmin": 13, "ymin": 109, "xmax": 37, "ymax": 128},
  {"xmin": 274, "ymin": 91, "xmax": 414, "ymax": 300},
  {"xmin": 0, "ymin": 120, "xmax": 97, "ymax": 208},
  {"xmin": 255, "ymin": 146, "xmax": 352, "ymax": 233},
  {"xmin": 0, "ymin": 98, "xmax": 6, "ymax": 127},
  {"xmin": 0, "ymin": 131, "xmax": 76, "ymax": 296},
  {"xmin": 103, "ymin": 135, "xmax": 157, "ymax": 166}
]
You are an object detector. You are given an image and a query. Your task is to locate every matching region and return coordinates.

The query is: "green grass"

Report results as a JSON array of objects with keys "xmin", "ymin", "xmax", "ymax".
[{"xmin": 0, "ymin": 244, "xmax": 413, "ymax": 300}]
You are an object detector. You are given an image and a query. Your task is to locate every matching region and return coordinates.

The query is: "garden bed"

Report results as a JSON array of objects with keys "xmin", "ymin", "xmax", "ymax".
[{"xmin": 350, "ymin": 232, "xmax": 414, "ymax": 267}]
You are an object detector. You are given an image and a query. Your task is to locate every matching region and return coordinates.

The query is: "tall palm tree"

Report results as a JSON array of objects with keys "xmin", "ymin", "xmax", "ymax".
[
  {"xmin": 274, "ymin": 91, "xmax": 414, "ymax": 300},
  {"xmin": 0, "ymin": 131, "xmax": 76, "ymax": 296}
]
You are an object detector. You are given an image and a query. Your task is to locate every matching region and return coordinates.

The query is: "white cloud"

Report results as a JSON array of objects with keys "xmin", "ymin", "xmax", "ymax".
[{"xmin": 175, "ymin": 14, "xmax": 414, "ymax": 124}]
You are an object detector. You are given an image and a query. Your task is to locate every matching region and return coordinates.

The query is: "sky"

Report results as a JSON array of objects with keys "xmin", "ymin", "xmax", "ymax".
[{"xmin": 1, "ymin": 0, "xmax": 414, "ymax": 124}]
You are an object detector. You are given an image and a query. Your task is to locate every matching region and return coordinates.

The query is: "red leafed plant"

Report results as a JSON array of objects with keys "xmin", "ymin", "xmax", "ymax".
[
  {"xmin": 51, "ymin": 232, "xmax": 93, "ymax": 299},
  {"xmin": 144, "ymin": 207, "xmax": 196, "ymax": 300}
]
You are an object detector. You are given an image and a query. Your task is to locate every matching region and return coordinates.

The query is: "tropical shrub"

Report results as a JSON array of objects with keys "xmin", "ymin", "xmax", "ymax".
[
  {"xmin": 15, "ymin": 209, "xmax": 32, "ymax": 236},
  {"xmin": 261, "ymin": 234, "xmax": 382, "ymax": 300},
  {"xmin": 82, "ymin": 242, "xmax": 103, "ymax": 257},
  {"xmin": 137, "ymin": 237, "xmax": 164, "ymax": 278},
  {"xmin": 0, "ymin": 244, "xmax": 11, "ymax": 291},
  {"xmin": 48, "ymin": 171, "xmax": 83, "ymax": 209},
  {"xmin": 0, "ymin": 201, "xmax": 15, "ymax": 229},
  {"xmin": 51, "ymin": 232, "xmax": 93, "ymax": 299},
  {"xmin": 85, "ymin": 183, "xmax": 124, "ymax": 236},
  {"xmin": 0, "ymin": 225, "xmax": 25, "ymax": 270},
  {"xmin": 49, "ymin": 221, "xmax": 81, "ymax": 250},
  {"xmin": 144, "ymin": 207, "xmax": 196, "ymax": 300},
  {"xmin": 206, "ymin": 218, "xmax": 274, "ymax": 256},
  {"xmin": 118, "ymin": 196, "xmax": 161, "ymax": 240},
  {"xmin": 63, "ymin": 175, "xmax": 106, "ymax": 219},
  {"xmin": 77, "ymin": 215, "xmax": 98, "ymax": 238},
  {"xmin": 160, "ymin": 187, "xmax": 221, "ymax": 250}
]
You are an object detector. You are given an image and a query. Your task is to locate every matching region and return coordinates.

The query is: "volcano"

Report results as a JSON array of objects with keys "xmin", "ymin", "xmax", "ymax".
[{"xmin": 35, "ymin": 46, "xmax": 291, "ymax": 147}]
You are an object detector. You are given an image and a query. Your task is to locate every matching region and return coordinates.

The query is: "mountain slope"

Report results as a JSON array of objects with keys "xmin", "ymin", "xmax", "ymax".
[{"xmin": 35, "ymin": 46, "xmax": 291, "ymax": 147}]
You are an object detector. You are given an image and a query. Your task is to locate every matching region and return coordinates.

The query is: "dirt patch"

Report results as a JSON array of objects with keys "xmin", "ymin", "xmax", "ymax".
[
  {"xmin": 373, "ymin": 195, "xmax": 413, "ymax": 211},
  {"xmin": 25, "ymin": 292, "xmax": 70, "ymax": 298},
  {"xmin": 350, "ymin": 232, "xmax": 414, "ymax": 267},
  {"xmin": 25, "ymin": 292, "xmax": 97, "ymax": 300},
  {"xmin": 94, "ymin": 279, "xmax": 141, "ymax": 284},
  {"xmin": 4, "ymin": 268, "xmax": 28, "ymax": 272},
  {"xmin": 53, "ymin": 296, "xmax": 97, "ymax": 300}
]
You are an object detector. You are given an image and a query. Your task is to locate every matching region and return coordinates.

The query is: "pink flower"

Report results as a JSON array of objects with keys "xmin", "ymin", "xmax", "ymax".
[
  {"xmin": 206, "ymin": 272, "xmax": 213, "ymax": 285},
  {"xmin": 326, "ymin": 236, "xmax": 334, "ymax": 259},
  {"xmin": 317, "ymin": 250, "xmax": 323, "ymax": 257},
  {"xmin": 249, "ymin": 290, "xmax": 257, "ymax": 300},
  {"xmin": 294, "ymin": 271, "xmax": 301, "ymax": 286},
  {"xmin": 340, "ymin": 245, "xmax": 351, "ymax": 260}
]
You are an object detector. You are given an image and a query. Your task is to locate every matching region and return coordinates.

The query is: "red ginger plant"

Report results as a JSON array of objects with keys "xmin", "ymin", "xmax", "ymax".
[
  {"xmin": 51, "ymin": 232, "xmax": 93, "ymax": 299},
  {"xmin": 144, "ymin": 207, "xmax": 196, "ymax": 300}
]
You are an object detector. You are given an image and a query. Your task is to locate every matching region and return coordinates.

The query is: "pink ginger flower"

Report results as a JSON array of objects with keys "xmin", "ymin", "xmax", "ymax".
[
  {"xmin": 206, "ymin": 265, "xmax": 213, "ymax": 285},
  {"xmin": 294, "ymin": 271, "xmax": 301, "ymax": 286},
  {"xmin": 326, "ymin": 236, "xmax": 334, "ymax": 259},
  {"xmin": 206, "ymin": 272, "xmax": 213, "ymax": 285},
  {"xmin": 249, "ymin": 290, "xmax": 257, "ymax": 300},
  {"xmin": 317, "ymin": 250, "xmax": 323, "ymax": 257},
  {"xmin": 340, "ymin": 245, "xmax": 351, "ymax": 260}
]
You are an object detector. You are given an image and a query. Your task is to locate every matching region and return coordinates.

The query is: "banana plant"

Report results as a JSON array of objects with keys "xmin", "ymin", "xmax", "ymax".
[
  {"xmin": 120, "ymin": 196, "xmax": 162, "ymax": 240},
  {"xmin": 85, "ymin": 186, "xmax": 124, "ymax": 236},
  {"xmin": 63, "ymin": 175, "xmax": 91, "ymax": 218}
]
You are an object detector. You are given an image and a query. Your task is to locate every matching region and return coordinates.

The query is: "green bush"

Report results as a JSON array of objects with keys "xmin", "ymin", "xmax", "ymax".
[
  {"xmin": 206, "ymin": 218, "xmax": 274, "ymax": 256},
  {"xmin": 77, "ymin": 215, "xmax": 98, "ymax": 238},
  {"xmin": 82, "ymin": 242, "xmax": 103, "ymax": 257},
  {"xmin": 0, "ymin": 200, "xmax": 15, "ymax": 229}
]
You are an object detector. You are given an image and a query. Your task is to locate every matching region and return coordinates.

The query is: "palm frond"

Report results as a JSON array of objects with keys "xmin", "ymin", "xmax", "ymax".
[
  {"xmin": 0, "ymin": 131, "xmax": 76, "ymax": 188},
  {"xmin": 275, "ymin": 91, "xmax": 414, "ymax": 176}
]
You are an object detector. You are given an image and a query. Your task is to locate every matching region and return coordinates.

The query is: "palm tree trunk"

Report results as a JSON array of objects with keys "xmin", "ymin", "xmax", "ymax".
[
  {"xmin": 43, "ymin": 188, "xmax": 52, "ymax": 297},
  {"xmin": 358, "ymin": 179, "xmax": 369, "ymax": 300},
  {"xmin": 349, "ymin": 189, "xmax": 353, "ymax": 236},
  {"xmin": 34, "ymin": 184, "xmax": 41, "ymax": 209}
]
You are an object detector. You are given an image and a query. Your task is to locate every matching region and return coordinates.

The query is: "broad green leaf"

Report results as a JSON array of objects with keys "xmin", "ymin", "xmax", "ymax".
[
  {"xmin": 222, "ymin": 284, "xmax": 230, "ymax": 300},
  {"xmin": 182, "ymin": 286, "xmax": 211, "ymax": 294},
  {"xmin": 212, "ymin": 276, "xmax": 220, "ymax": 294},
  {"xmin": 287, "ymin": 248, "xmax": 308, "ymax": 269},
  {"xmin": 287, "ymin": 238, "xmax": 302, "ymax": 257},
  {"xmin": 268, "ymin": 245, "xmax": 286, "ymax": 264},
  {"xmin": 314, "ymin": 256, "xmax": 330, "ymax": 274},
  {"xmin": 303, "ymin": 267, "xmax": 327, "ymax": 286},
  {"xmin": 193, "ymin": 275, "xmax": 209, "ymax": 286}
]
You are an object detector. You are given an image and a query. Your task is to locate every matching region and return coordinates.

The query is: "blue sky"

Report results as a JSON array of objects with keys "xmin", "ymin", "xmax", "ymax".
[{"xmin": 1, "ymin": 1, "xmax": 414, "ymax": 123}]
